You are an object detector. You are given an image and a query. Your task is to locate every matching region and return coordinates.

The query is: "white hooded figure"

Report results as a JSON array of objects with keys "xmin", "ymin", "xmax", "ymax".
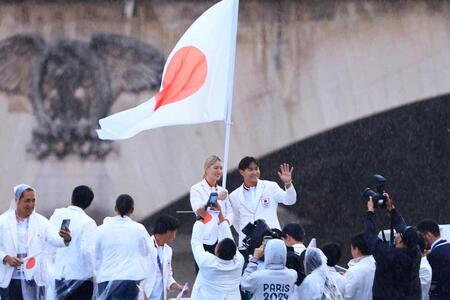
[
  {"xmin": 241, "ymin": 239, "xmax": 297, "ymax": 300},
  {"xmin": 298, "ymin": 248, "xmax": 343, "ymax": 300},
  {"xmin": 0, "ymin": 184, "xmax": 70, "ymax": 300}
]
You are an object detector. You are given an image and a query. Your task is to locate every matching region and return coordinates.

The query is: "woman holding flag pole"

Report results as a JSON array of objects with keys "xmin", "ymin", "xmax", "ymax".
[{"xmin": 190, "ymin": 155, "xmax": 234, "ymax": 272}]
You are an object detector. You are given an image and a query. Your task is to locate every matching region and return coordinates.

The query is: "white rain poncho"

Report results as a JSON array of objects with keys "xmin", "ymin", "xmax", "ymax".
[
  {"xmin": 93, "ymin": 216, "xmax": 154, "ymax": 300},
  {"xmin": 0, "ymin": 184, "xmax": 66, "ymax": 300},
  {"xmin": 46, "ymin": 205, "xmax": 98, "ymax": 300},
  {"xmin": 298, "ymin": 248, "xmax": 343, "ymax": 300},
  {"xmin": 10, "ymin": 184, "xmax": 34, "ymax": 211}
]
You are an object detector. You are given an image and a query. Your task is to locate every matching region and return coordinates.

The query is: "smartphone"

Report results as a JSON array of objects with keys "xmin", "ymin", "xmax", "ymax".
[
  {"xmin": 207, "ymin": 192, "xmax": 218, "ymax": 206},
  {"xmin": 60, "ymin": 219, "xmax": 70, "ymax": 231},
  {"xmin": 262, "ymin": 236, "xmax": 272, "ymax": 248}
]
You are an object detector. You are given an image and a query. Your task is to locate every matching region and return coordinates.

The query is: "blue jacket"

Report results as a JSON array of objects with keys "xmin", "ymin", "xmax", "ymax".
[
  {"xmin": 427, "ymin": 239, "xmax": 450, "ymax": 300},
  {"xmin": 364, "ymin": 209, "xmax": 421, "ymax": 300}
]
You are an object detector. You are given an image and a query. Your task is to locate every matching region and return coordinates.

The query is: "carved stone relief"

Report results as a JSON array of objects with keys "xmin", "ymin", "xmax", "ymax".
[{"xmin": 0, "ymin": 33, "xmax": 164, "ymax": 159}]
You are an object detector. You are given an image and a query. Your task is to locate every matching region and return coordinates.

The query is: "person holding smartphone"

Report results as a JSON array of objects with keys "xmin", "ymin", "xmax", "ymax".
[
  {"xmin": 48, "ymin": 185, "xmax": 97, "ymax": 300},
  {"xmin": 189, "ymin": 155, "xmax": 233, "ymax": 272},
  {"xmin": 0, "ymin": 184, "xmax": 71, "ymax": 300}
]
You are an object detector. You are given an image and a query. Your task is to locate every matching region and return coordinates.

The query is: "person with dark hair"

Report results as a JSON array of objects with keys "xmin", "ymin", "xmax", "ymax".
[
  {"xmin": 0, "ymin": 184, "xmax": 71, "ymax": 300},
  {"xmin": 343, "ymin": 233, "xmax": 375, "ymax": 300},
  {"xmin": 321, "ymin": 243, "xmax": 345, "ymax": 296},
  {"xmin": 282, "ymin": 223, "xmax": 307, "ymax": 298},
  {"xmin": 190, "ymin": 155, "xmax": 233, "ymax": 272},
  {"xmin": 229, "ymin": 156, "xmax": 298, "ymax": 252},
  {"xmin": 364, "ymin": 193, "xmax": 421, "ymax": 300},
  {"xmin": 282, "ymin": 223, "xmax": 306, "ymax": 255},
  {"xmin": 190, "ymin": 202, "xmax": 244, "ymax": 299},
  {"xmin": 417, "ymin": 233, "xmax": 432, "ymax": 300},
  {"xmin": 95, "ymin": 194, "xmax": 154, "ymax": 300},
  {"xmin": 142, "ymin": 215, "xmax": 187, "ymax": 300},
  {"xmin": 48, "ymin": 185, "xmax": 97, "ymax": 299},
  {"xmin": 417, "ymin": 219, "xmax": 450, "ymax": 300}
]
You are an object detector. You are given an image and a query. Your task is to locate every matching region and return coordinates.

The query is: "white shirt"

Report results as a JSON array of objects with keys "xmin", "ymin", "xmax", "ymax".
[
  {"xmin": 190, "ymin": 179, "xmax": 233, "ymax": 245},
  {"xmin": 12, "ymin": 218, "xmax": 29, "ymax": 279},
  {"xmin": 95, "ymin": 216, "xmax": 153, "ymax": 283},
  {"xmin": 149, "ymin": 245, "xmax": 165, "ymax": 300},
  {"xmin": 49, "ymin": 205, "xmax": 97, "ymax": 280},
  {"xmin": 243, "ymin": 185, "xmax": 258, "ymax": 211},
  {"xmin": 293, "ymin": 243, "xmax": 306, "ymax": 256},
  {"xmin": 344, "ymin": 255, "xmax": 376, "ymax": 300},
  {"xmin": 229, "ymin": 179, "xmax": 297, "ymax": 247},
  {"xmin": 141, "ymin": 235, "xmax": 177, "ymax": 300},
  {"xmin": 328, "ymin": 266, "xmax": 346, "ymax": 296},
  {"xmin": 190, "ymin": 221, "xmax": 244, "ymax": 300},
  {"xmin": 0, "ymin": 210, "xmax": 67, "ymax": 288},
  {"xmin": 420, "ymin": 256, "xmax": 432, "ymax": 300}
]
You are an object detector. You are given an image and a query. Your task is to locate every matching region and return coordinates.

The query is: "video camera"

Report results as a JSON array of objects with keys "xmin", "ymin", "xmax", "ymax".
[
  {"xmin": 362, "ymin": 174, "xmax": 387, "ymax": 209},
  {"xmin": 241, "ymin": 219, "xmax": 280, "ymax": 255}
]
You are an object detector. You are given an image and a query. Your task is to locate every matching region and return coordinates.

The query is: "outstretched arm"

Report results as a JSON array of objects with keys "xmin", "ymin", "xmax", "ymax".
[
  {"xmin": 364, "ymin": 198, "xmax": 392, "ymax": 262},
  {"xmin": 384, "ymin": 193, "xmax": 407, "ymax": 233}
]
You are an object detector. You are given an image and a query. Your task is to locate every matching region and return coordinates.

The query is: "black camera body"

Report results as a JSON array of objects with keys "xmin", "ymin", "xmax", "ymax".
[
  {"xmin": 362, "ymin": 174, "xmax": 387, "ymax": 209},
  {"xmin": 241, "ymin": 219, "xmax": 276, "ymax": 255}
]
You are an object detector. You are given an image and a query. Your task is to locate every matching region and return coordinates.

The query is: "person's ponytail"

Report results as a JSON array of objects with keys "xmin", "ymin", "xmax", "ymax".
[{"xmin": 115, "ymin": 194, "xmax": 134, "ymax": 217}]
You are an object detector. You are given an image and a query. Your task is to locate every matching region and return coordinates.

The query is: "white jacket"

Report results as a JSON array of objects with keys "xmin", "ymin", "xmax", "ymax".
[
  {"xmin": 328, "ymin": 266, "xmax": 346, "ymax": 297},
  {"xmin": 48, "ymin": 205, "xmax": 97, "ymax": 280},
  {"xmin": 142, "ymin": 235, "xmax": 176, "ymax": 300},
  {"xmin": 190, "ymin": 221, "xmax": 244, "ymax": 300},
  {"xmin": 419, "ymin": 256, "xmax": 432, "ymax": 300},
  {"xmin": 229, "ymin": 179, "xmax": 297, "ymax": 247},
  {"xmin": 95, "ymin": 216, "xmax": 153, "ymax": 283},
  {"xmin": 241, "ymin": 239, "xmax": 297, "ymax": 300},
  {"xmin": 0, "ymin": 210, "xmax": 67, "ymax": 288},
  {"xmin": 343, "ymin": 255, "xmax": 375, "ymax": 300},
  {"xmin": 190, "ymin": 179, "xmax": 234, "ymax": 245}
]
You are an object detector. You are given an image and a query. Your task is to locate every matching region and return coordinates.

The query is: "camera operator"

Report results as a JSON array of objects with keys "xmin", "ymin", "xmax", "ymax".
[
  {"xmin": 364, "ymin": 193, "xmax": 421, "ymax": 300},
  {"xmin": 240, "ymin": 239, "xmax": 297, "ymax": 300}
]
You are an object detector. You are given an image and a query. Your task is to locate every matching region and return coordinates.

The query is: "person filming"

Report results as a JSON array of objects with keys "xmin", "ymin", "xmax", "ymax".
[
  {"xmin": 240, "ymin": 239, "xmax": 297, "ymax": 300},
  {"xmin": 363, "ymin": 192, "xmax": 421, "ymax": 300},
  {"xmin": 190, "ymin": 155, "xmax": 233, "ymax": 271}
]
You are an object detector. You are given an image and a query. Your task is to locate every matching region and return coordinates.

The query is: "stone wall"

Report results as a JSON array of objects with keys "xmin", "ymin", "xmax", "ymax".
[{"xmin": 0, "ymin": 0, "xmax": 449, "ymax": 221}]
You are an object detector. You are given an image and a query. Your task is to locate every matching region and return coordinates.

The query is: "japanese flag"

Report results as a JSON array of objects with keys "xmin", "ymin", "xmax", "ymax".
[{"xmin": 97, "ymin": 0, "xmax": 239, "ymax": 140}]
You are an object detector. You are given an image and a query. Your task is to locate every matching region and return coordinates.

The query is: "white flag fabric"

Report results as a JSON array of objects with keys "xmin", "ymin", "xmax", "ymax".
[{"xmin": 97, "ymin": 0, "xmax": 239, "ymax": 140}]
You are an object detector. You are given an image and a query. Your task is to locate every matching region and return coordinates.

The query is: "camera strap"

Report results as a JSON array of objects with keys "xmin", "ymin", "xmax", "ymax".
[
  {"xmin": 380, "ymin": 213, "xmax": 395, "ymax": 247},
  {"xmin": 389, "ymin": 213, "xmax": 395, "ymax": 247}
]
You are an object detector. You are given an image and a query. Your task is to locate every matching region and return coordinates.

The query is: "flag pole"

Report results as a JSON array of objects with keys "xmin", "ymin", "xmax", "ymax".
[{"xmin": 221, "ymin": 0, "xmax": 239, "ymax": 190}]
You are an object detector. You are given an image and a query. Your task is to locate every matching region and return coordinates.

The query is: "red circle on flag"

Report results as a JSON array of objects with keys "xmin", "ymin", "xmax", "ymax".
[
  {"xmin": 154, "ymin": 46, "xmax": 208, "ymax": 111},
  {"xmin": 26, "ymin": 257, "xmax": 36, "ymax": 269}
]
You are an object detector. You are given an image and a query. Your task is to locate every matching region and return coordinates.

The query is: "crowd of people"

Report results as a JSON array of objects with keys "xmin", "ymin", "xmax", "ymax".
[{"xmin": 0, "ymin": 155, "xmax": 449, "ymax": 300}]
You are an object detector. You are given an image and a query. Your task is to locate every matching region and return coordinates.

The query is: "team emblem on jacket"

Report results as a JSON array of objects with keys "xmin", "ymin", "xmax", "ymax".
[{"xmin": 261, "ymin": 197, "xmax": 270, "ymax": 208}]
